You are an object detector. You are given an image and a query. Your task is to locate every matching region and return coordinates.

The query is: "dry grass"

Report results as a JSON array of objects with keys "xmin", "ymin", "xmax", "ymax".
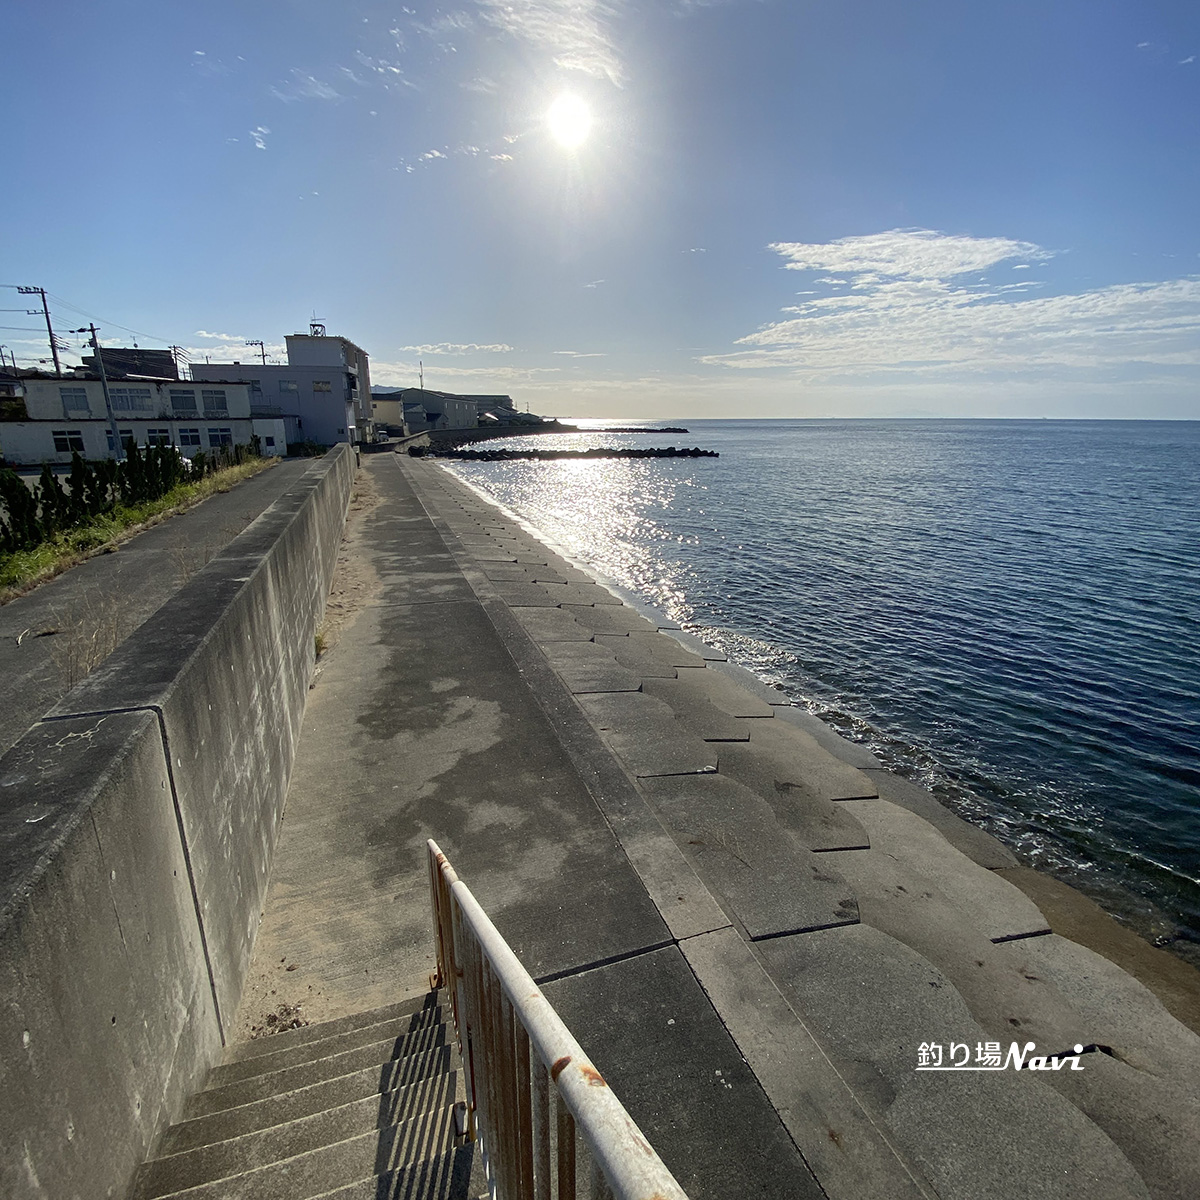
[{"xmin": 44, "ymin": 586, "xmax": 130, "ymax": 689}]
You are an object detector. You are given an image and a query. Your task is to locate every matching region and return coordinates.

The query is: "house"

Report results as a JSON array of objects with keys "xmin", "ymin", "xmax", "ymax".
[
  {"xmin": 372, "ymin": 388, "xmax": 478, "ymax": 433},
  {"xmin": 0, "ymin": 372, "xmax": 286, "ymax": 466},
  {"xmin": 192, "ymin": 324, "xmax": 373, "ymax": 448}
]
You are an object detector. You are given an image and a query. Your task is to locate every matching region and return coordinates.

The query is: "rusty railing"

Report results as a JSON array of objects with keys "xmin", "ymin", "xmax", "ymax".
[{"xmin": 427, "ymin": 838, "xmax": 689, "ymax": 1200}]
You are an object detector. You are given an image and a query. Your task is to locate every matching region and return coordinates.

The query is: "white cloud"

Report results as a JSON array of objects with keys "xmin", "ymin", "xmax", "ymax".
[
  {"xmin": 371, "ymin": 359, "xmax": 560, "ymax": 386},
  {"xmin": 249, "ymin": 126, "xmax": 270, "ymax": 150},
  {"xmin": 770, "ymin": 228, "xmax": 1050, "ymax": 280},
  {"xmin": 182, "ymin": 335, "xmax": 286, "ymax": 363},
  {"xmin": 194, "ymin": 330, "xmax": 248, "ymax": 342},
  {"xmin": 401, "ymin": 342, "xmax": 515, "ymax": 354},
  {"xmin": 1181, "ymin": 55, "xmax": 1196, "ymax": 65},
  {"xmin": 554, "ymin": 350, "xmax": 605, "ymax": 357},
  {"xmin": 701, "ymin": 230, "xmax": 1200, "ymax": 381},
  {"xmin": 473, "ymin": 0, "xmax": 626, "ymax": 83},
  {"xmin": 584, "ymin": 279, "xmax": 605, "ymax": 288}
]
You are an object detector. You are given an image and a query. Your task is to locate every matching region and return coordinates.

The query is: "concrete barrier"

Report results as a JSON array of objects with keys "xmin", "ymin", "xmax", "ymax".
[{"xmin": 0, "ymin": 445, "xmax": 354, "ymax": 1200}]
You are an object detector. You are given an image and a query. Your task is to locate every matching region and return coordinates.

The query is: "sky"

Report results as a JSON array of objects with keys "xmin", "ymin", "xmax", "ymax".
[{"xmin": 3, "ymin": 0, "xmax": 1199, "ymax": 419}]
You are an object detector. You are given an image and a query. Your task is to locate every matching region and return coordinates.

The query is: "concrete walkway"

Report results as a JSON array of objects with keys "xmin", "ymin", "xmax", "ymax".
[{"xmin": 240, "ymin": 452, "xmax": 1200, "ymax": 1200}]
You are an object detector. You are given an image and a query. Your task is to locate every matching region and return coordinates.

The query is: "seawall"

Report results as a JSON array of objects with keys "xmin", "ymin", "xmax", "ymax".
[{"xmin": 0, "ymin": 445, "xmax": 355, "ymax": 1200}]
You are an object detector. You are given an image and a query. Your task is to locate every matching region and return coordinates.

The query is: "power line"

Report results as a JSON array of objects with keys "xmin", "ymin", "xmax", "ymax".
[{"xmin": 44, "ymin": 292, "xmax": 174, "ymax": 345}]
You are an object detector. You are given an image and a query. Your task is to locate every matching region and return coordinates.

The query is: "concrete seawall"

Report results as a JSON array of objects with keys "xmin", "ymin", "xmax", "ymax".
[{"xmin": 0, "ymin": 445, "xmax": 355, "ymax": 1200}]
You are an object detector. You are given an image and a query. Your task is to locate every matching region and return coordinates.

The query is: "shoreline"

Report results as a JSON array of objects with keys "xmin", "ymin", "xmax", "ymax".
[{"xmin": 437, "ymin": 456, "xmax": 1200, "ymax": 1031}]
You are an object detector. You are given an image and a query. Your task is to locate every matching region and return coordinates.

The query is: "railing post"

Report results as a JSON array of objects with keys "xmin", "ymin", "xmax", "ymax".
[
  {"xmin": 557, "ymin": 1100, "xmax": 576, "ymax": 1200},
  {"xmin": 533, "ymin": 1058, "xmax": 551, "ymax": 1200}
]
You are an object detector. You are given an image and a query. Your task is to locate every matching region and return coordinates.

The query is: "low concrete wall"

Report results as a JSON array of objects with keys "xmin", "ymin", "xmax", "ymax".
[{"xmin": 0, "ymin": 445, "xmax": 355, "ymax": 1200}]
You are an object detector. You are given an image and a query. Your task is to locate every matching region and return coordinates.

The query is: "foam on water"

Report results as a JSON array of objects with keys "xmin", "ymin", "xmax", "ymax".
[{"xmin": 444, "ymin": 419, "xmax": 1200, "ymax": 956}]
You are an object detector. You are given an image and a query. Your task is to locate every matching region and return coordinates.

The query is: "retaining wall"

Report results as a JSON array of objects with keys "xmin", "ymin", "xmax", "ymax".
[{"xmin": 0, "ymin": 445, "xmax": 355, "ymax": 1200}]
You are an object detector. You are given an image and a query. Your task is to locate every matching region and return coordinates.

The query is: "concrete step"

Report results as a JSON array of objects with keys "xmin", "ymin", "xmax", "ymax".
[
  {"xmin": 162, "ymin": 1048, "xmax": 457, "ymax": 1156},
  {"xmin": 185, "ymin": 1026, "xmax": 451, "ymax": 1120},
  {"xmin": 222, "ymin": 991, "xmax": 444, "ymax": 1065},
  {"xmin": 141, "ymin": 1103, "xmax": 464, "ymax": 1200},
  {"xmin": 134, "ymin": 1082, "xmax": 462, "ymax": 1199},
  {"xmin": 306, "ymin": 1145, "xmax": 481, "ymax": 1200},
  {"xmin": 209, "ymin": 1004, "xmax": 446, "ymax": 1088}
]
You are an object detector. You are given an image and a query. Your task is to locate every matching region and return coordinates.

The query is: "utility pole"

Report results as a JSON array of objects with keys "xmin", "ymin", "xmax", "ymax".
[
  {"xmin": 74, "ymin": 324, "xmax": 124, "ymax": 462},
  {"xmin": 245, "ymin": 339, "xmax": 266, "ymax": 366},
  {"xmin": 17, "ymin": 286, "xmax": 61, "ymax": 376}
]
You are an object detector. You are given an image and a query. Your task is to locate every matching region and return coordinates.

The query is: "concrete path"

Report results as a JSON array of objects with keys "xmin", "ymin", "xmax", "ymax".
[
  {"xmin": 0, "ymin": 459, "xmax": 311, "ymax": 756},
  {"xmin": 242, "ymin": 452, "xmax": 1200, "ymax": 1200}
]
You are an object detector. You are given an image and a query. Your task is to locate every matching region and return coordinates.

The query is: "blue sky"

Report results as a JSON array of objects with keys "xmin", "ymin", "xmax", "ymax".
[{"xmin": 3, "ymin": 0, "xmax": 1198, "ymax": 418}]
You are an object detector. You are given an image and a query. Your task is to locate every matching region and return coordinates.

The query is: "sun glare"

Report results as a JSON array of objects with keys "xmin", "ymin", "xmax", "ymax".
[{"xmin": 547, "ymin": 94, "xmax": 592, "ymax": 149}]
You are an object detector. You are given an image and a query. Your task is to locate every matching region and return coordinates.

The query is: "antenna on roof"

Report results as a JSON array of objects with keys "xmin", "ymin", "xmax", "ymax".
[{"xmin": 310, "ymin": 320, "xmax": 326, "ymax": 337}]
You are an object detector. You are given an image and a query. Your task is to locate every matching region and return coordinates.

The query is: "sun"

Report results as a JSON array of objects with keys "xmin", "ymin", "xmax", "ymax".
[{"xmin": 547, "ymin": 94, "xmax": 592, "ymax": 149}]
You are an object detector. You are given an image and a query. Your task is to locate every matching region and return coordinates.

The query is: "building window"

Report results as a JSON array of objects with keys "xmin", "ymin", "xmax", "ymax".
[
  {"xmin": 279, "ymin": 380, "xmax": 298, "ymax": 394},
  {"xmin": 202, "ymin": 389, "xmax": 228, "ymax": 413},
  {"xmin": 146, "ymin": 427, "xmax": 171, "ymax": 446},
  {"xmin": 106, "ymin": 428, "xmax": 136, "ymax": 452},
  {"xmin": 177, "ymin": 427, "xmax": 201, "ymax": 447},
  {"xmin": 264, "ymin": 436, "xmax": 276, "ymax": 448},
  {"xmin": 207, "ymin": 427, "xmax": 233, "ymax": 447},
  {"xmin": 313, "ymin": 380, "xmax": 332, "ymax": 392},
  {"xmin": 110, "ymin": 387, "xmax": 152, "ymax": 411},
  {"xmin": 250, "ymin": 379, "xmax": 262, "ymax": 394},
  {"xmin": 59, "ymin": 386, "xmax": 90, "ymax": 414},
  {"xmin": 52, "ymin": 429, "xmax": 85, "ymax": 452},
  {"xmin": 171, "ymin": 389, "xmax": 197, "ymax": 414}
]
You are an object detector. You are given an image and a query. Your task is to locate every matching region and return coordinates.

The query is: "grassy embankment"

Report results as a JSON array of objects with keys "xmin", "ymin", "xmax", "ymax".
[{"xmin": 0, "ymin": 458, "xmax": 277, "ymax": 602}]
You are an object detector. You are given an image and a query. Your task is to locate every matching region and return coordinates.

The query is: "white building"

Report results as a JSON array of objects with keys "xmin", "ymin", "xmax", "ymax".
[
  {"xmin": 0, "ymin": 375, "xmax": 285, "ymax": 466},
  {"xmin": 192, "ymin": 325, "xmax": 373, "ymax": 447}
]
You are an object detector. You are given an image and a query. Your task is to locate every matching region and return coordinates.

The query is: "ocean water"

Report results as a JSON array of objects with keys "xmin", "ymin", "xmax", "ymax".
[{"xmin": 444, "ymin": 419, "xmax": 1200, "ymax": 955}]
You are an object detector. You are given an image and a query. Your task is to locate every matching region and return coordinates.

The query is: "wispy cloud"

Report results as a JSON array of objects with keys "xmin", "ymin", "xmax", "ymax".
[
  {"xmin": 554, "ymin": 350, "xmax": 606, "ymax": 357},
  {"xmin": 401, "ymin": 342, "xmax": 515, "ymax": 354},
  {"xmin": 584, "ymin": 279, "xmax": 605, "ymax": 288},
  {"xmin": 271, "ymin": 71, "xmax": 342, "ymax": 103},
  {"xmin": 249, "ymin": 126, "xmax": 270, "ymax": 150},
  {"xmin": 473, "ymin": 0, "xmax": 626, "ymax": 83},
  {"xmin": 702, "ymin": 229, "xmax": 1200, "ymax": 380},
  {"xmin": 399, "ymin": 141, "xmax": 517, "ymax": 172}
]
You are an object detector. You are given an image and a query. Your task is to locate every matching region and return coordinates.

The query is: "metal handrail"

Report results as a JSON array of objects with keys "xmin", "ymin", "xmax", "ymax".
[{"xmin": 427, "ymin": 839, "xmax": 689, "ymax": 1200}]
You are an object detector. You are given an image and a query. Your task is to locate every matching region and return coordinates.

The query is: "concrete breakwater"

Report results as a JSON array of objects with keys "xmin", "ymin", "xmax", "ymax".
[
  {"xmin": 0, "ymin": 446, "xmax": 354, "ymax": 1200},
  {"xmin": 410, "ymin": 445, "xmax": 718, "ymax": 461}
]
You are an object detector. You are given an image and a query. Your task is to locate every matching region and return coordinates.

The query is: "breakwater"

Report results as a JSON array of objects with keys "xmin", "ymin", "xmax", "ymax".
[{"xmin": 410, "ymin": 445, "xmax": 718, "ymax": 461}]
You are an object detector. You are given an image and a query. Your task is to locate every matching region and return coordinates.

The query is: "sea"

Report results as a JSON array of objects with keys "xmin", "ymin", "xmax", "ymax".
[{"xmin": 443, "ymin": 419, "xmax": 1200, "ymax": 959}]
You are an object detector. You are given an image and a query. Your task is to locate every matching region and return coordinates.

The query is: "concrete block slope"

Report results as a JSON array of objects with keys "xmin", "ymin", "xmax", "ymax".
[{"xmin": 759, "ymin": 925, "xmax": 1152, "ymax": 1200}]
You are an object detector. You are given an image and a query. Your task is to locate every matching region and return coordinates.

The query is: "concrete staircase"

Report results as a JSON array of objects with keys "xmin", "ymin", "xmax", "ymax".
[{"xmin": 131, "ymin": 990, "xmax": 481, "ymax": 1200}]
